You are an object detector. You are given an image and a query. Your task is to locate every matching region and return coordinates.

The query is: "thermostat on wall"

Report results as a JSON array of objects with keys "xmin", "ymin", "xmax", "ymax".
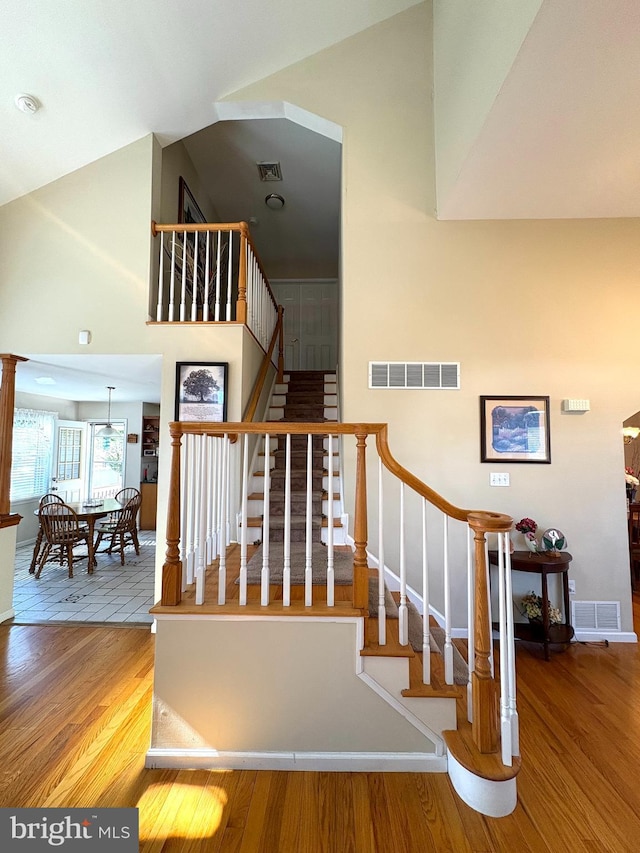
[{"xmin": 562, "ymin": 399, "xmax": 590, "ymax": 412}]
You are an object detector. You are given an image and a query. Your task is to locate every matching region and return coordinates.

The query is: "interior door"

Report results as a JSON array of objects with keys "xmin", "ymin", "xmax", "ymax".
[
  {"xmin": 271, "ymin": 280, "xmax": 338, "ymax": 371},
  {"xmin": 51, "ymin": 420, "xmax": 88, "ymax": 502}
]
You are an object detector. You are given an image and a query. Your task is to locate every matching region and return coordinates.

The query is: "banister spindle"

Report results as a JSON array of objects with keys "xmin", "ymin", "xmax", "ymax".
[
  {"xmin": 161, "ymin": 424, "xmax": 183, "ymax": 605},
  {"xmin": 237, "ymin": 227, "xmax": 247, "ymax": 325},
  {"xmin": 353, "ymin": 431, "xmax": 369, "ymax": 611},
  {"xmin": 467, "ymin": 511, "xmax": 512, "ymax": 754}
]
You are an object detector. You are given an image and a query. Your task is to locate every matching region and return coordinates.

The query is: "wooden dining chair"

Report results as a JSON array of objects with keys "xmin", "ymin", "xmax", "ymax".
[
  {"xmin": 94, "ymin": 493, "xmax": 142, "ymax": 565},
  {"xmin": 35, "ymin": 502, "xmax": 91, "ymax": 579},
  {"xmin": 29, "ymin": 493, "xmax": 65, "ymax": 574},
  {"xmin": 628, "ymin": 503, "xmax": 640, "ymax": 592}
]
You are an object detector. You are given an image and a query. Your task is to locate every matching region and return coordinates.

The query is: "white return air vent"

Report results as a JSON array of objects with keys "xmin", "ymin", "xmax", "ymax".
[
  {"xmin": 571, "ymin": 600, "xmax": 621, "ymax": 632},
  {"xmin": 369, "ymin": 362, "xmax": 460, "ymax": 390}
]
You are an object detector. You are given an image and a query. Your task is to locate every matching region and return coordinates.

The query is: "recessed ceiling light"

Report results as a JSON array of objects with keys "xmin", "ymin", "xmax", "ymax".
[
  {"xmin": 15, "ymin": 93, "xmax": 41, "ymax": 114},
  {"xmin": 35, "ymin": 376, "xmax": 56, "ymax": 385}
]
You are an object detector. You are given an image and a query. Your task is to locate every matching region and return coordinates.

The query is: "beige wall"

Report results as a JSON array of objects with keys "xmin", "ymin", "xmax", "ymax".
[
  {"xmin": 0, "ymin": 135, "xmax": 268, "ymax": 591},
  {"xmin": 226, "ymin": 2, "xmax": 638, "ymax": 631},
  {"xmin": 152, "ymin": 618, "xmax": 436, "ymax": 754}
]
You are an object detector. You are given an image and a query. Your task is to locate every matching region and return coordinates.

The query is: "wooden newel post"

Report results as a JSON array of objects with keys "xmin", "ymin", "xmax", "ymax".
[
  {"xmin": 276, "ymin": 305, "xmax": 285, "ymax": 384},
  {"xmin": 0, "ymin": 354, "xmax": 28, "ymax": 527},
  {"xmin": 236, "ymin": 224, "xmax": 248, "ymax": 326},
  {"xmin": 352, "ymin": 430, "xmax": 369, "ymax": 611},
  {"xmin": 467, "ymin": 511, "xmax": 512, "ymax": 754},
  {"xmin": 161, "ymin": 423, "xmax": 184, "ymax": 605}
]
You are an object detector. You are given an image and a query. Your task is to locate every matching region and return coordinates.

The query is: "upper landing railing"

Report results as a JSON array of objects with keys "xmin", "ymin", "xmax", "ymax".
[{"xmin": 150, "ymin": 221, "xmax": 278, "ymax": 353}]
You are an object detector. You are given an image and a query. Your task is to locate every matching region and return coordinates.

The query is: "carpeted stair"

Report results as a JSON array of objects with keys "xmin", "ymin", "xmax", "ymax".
[{"xmin": 266, "ymin": 371, "xmax": 333, "ymax": 544}]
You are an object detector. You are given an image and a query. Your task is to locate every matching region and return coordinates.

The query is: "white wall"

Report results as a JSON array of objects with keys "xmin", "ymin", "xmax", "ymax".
[{"xmin": 225, "ymin": 2, "xmax": 638, "ymax": 632}]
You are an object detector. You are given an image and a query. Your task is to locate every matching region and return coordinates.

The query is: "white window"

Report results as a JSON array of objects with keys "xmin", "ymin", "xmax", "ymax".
[{"xmin": 10, "ymin": 408, "xmax": 57, "ymax": 502}]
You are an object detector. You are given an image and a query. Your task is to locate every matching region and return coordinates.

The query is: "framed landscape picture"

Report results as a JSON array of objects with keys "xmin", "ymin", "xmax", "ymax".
[
  {"xmin": 480, "ymin": 396, "xmax": 551, "ymax": 463},
  {"xmin": 175, "ymin": 362, "xmax": 228, "ymax": 422}
]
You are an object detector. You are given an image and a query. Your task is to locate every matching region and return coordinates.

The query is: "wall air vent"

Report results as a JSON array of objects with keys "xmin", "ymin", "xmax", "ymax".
[
  {"xmin": 257, "ymin": 162, "xmax": 283, "ymax": 181},
  {"xmin": 571, "ymin": 600, "xmax": 621, "ymax": 632},
  {"xmin": 369, "ymin": 362, "xmax": 460, "ymax": 390}
]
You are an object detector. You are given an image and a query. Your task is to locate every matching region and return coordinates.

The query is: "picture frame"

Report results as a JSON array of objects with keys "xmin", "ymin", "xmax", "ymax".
[
  {"xmin": 143, "ymin": 449, "xmax": 156, "ymax": 457},
  {"xmin": 480, "ymin": 396, "xmax": 551, "ymax": 463},
  {"xmin": 178, "ymin": 176, "xmax": 205, "ymax": 224},
  {"xmin": 175, "ymin": 362, "xmax": 228, "ymax": 423}
]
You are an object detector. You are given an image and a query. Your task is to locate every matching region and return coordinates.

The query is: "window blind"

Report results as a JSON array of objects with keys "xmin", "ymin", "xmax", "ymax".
[{"xmin": 10, "ymin": 408, "xmax": 57, "ymax": 502}]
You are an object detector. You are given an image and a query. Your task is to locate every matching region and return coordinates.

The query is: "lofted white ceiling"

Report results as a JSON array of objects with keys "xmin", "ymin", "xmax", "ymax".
[{"xmin": 4, "ymin": 0, "xmax": 640, "ymax": 401}]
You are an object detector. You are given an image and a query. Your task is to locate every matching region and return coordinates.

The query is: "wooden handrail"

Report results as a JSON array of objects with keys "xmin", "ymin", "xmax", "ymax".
[
  {"xmin": 0, "ymin": 353, "xmax": 28, "ymax": 528},
  {"xmin": 243, "ymin": 306, "xmax": 285, "ymax": 422},
  {"xmin": 151, "ymin": 221, "xmax": 247, "ymax": 235}
]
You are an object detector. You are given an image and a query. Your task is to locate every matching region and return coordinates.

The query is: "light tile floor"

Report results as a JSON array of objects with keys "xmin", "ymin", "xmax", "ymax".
[{"xmin": 11, "ymin": 529, "xmax": 157, "ymax": 626}]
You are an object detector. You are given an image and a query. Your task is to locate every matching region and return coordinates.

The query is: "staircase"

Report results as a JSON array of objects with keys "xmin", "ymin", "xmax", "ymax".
[{"xmin": 247, "ymin": 370, "xmax": 345, "ymax": 546}]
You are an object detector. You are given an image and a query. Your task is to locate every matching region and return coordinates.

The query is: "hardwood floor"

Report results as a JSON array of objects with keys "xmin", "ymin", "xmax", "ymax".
[{"xmin": 1, "ymin": 599, "xmax": 640, "ymax": 850}]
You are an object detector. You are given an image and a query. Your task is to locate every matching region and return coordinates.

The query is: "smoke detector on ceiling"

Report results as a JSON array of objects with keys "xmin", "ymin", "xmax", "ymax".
[
  {"xmin": 15, "ymin": 93, "xmax": 41, "ymax": 114},
  {"xmin": 257, "ymin": 162, "xmax": 282, "ymax": 181}
]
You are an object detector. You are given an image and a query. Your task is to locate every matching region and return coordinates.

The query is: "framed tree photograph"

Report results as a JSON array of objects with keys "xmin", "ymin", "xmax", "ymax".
[
  {"xmin": 175, "ymin": 362, "xmax": 228, "ymax": 422},
  {"xmin": 480, "ymin": 396, "xmax": 551, "ymax": 463}
]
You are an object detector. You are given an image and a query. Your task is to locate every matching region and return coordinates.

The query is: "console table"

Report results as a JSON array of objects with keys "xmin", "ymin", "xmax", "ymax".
[{"xmin": 489, "ymin": 550, "xmax": 574, "ymax": 660}]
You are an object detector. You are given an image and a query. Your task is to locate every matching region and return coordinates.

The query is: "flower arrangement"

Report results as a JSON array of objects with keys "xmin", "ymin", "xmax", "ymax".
[
  {"xmin": 520, "ymin": 591, "xmax": 562, "ymax": 624},
  {"xmin": 515, "ymin": 517, "xmax": 538, "ymax": 552},
  {"xmin": 515, "ymin": 517, "xmax": 537, "ymax": 535},
  {"xmin": 625, "ymin": 467, "xmax": 639, "ymax": 486}
]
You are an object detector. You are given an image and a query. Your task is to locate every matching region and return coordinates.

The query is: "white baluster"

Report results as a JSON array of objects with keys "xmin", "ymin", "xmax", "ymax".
[
  {"xmin": 203, "ymin": 231, "xmax": 211, "ymax": 322},
  {"xmin": 283, "ymin": 433, "xmax": 292, "ymax": 606},
  {"xmin": 195, "ymin": 435, "xmax": 207, "ymax": 605},
  {"xmin": 157, "ymin": 231, "xmax": 165, "ymax": 321},
  {"xmin": 218, "ymin": 435, "xmax": 228, "ymax": 605},
  {"xmin": 180, "ymin": 229, "xmax": 187, "ymax": 322},
  {"xmin": 398, "ymin": 483, "xmax": 408, "ymax": 645},
  {"xmin": 326, "ymin": 433, "xmax": 334, "ymax": 607},
  {"xmin": 180, "ymin": 432, "xmax": 189, "ymax": 589},
  {"xmin": 185, "ymin": 434, "xmax": 196, "ymax": 584},
  {"xmin": 168, "ymin": 231, "xmax": 177, "ymax": 322},
  {"xmin": 215, "ymin": 230, "xmax": 221, "ymax": 321},
  {"xmin": 504, "ymin": 534, "xmax": 519, "ymax": 757},
  {"xmin": 467, "ymin": 525, "xmax": 475, "ymax": 722},
  {"xmin": 497, "ymin": 531, "xmax": 512, "ymax": 765},
  {"xmin": 378, "ymin": 457, "xmax": 386, "ymax": 645},
  {"xmin": 191, "ymin": 231, "xmax": 199, "ymax": 322},
  {"xmin": 305, "ymin": 432, "xmax": 313, "ymax": 606},
  {"xmin": 226, "ymin": 231, "xmax": 233, "ymax": 321},
  {"xmin": 443, "ymin": 515, "xmax": 453, "ymax": 685},
  {"xmin": 207, "ymin": 436, "xmax": 215, "ymax": 564},
  {"xmin": 239, "ymin": 433, "xmax": 249, "ymax": 605},
  {"xmin": 261, "ymin": 433, "xmax": 271, "ymax": 605},
  {"xmin": 422, "ymin": 498, "xmax": 431, "ymax": 684}
]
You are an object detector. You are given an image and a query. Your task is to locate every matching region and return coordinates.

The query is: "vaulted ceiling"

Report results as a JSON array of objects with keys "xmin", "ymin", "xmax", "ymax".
[{"xmin": 4, "ymin": 1, "xmax": 640, "ymax": 401}]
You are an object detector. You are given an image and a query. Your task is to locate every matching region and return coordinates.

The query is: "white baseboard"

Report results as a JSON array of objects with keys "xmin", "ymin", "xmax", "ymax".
[
  {"xmin": 573, "ymin": 631, "xmax": 637, "ymax": 643},
  {"xmin": 0, "ymin": 607, "xmax": 15, "ymax": 624},
  {"xmin": 145, "ymin": 748, "xmax": 447, "ymax": 773}
]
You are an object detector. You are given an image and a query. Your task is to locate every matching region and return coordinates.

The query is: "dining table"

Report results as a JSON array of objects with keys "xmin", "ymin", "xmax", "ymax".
[{"xmin": 30, "ymin": 497, "xmax": 124, "ymax": 575}]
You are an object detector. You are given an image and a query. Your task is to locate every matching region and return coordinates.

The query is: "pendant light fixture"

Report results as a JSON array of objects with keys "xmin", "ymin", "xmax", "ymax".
[{"xmin": 96, "ymin": 386, "xmax": 118, "ymax": 437}]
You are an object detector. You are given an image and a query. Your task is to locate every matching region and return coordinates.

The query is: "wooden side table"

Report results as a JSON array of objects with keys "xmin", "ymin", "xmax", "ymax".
[{"xmin": 489, "ymin": 550, "xmax": 574, "ymax": 660}]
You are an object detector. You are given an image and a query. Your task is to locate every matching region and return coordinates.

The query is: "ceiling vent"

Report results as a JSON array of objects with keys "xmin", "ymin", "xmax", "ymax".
[
  {"xmin": 571, "ymin": 600, "xmax": 620, "ymax": 632},
  {"xmin": 257, "ymin": 162, "xmax": 282, "ymax": 181},
  {"xmin": 369, "ymin": 362, "xmax": 460, "ymax": 390}
]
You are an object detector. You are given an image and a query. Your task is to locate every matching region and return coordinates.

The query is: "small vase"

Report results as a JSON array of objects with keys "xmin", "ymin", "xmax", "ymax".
[{"xmin": 523, "ymin": 536, "xmax": 538, "ymax": 554}]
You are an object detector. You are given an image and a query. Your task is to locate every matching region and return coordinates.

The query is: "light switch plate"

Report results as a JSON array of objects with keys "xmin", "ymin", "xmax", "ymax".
[{"xmin": 490, "ymin": 473, "xmax": 510, "ymax": 487}]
